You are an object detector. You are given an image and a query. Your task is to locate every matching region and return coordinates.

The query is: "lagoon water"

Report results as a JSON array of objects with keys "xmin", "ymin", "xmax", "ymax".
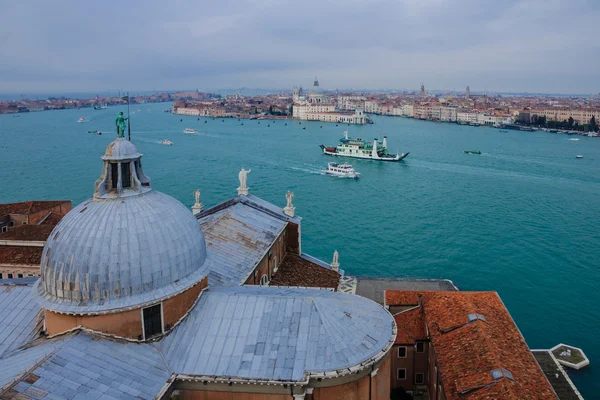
[{"xmin": 1, "ymin": 103, "xmax": 599, "ymax": 397}]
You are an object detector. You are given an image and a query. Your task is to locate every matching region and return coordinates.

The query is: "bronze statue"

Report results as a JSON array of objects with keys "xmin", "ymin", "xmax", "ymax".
[{"xmin": 115, "ymin": 112, "xmax": 128, "ymax": 138}]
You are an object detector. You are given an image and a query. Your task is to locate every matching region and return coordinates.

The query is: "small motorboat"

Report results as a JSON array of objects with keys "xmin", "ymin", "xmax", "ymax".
[
  {"xmin": 576, "ymin": 155, "xmax": 583, "ymax": 159},
  {"xmin": 569, "ymin": 138, "xmax": 580, "ymax": 141},
  {"xmin": 78, "ymin": 117, "xmax": 86, "ymax": 123},
  {"xmin": 464, "ymin": 150, "xmax": 481, "ymax": 155},
  {"xmin": 161, "ymin": 139, "xmax": 173, "ymax": 146},
  {"xmin": 325, "ymin": 162, "xmax": 360, "ymax": 179},
  {"xmin": 88, "ymin": 130, "xmax": 102, "ymax": 135},
  {"xmin": 184, "ymin": 128, "xmax": 198, "ymax": 134}
]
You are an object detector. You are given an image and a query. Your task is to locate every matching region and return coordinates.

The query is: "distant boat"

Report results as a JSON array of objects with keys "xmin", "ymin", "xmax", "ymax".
[
  {"xmin": 93, "ymin": 104, "xmax": 107, "ymax": 110},
  {"xmin": 464, "ymin": 150, "xmax": 481, "ymax": 155},
  {"xmin": 78, "ymin": 117, "xmax": 86, "ymax": 123},
  {"xmin": 576, "ymin": 155, "xmax": 583, "ymax": 159},
  {"xmin": 87, "ymin": 130, "xmax": 102, "ymax": 135},
  {"xmin": 325, "ymin": 162, "xmax": 360, "ymax": 179},
  {"xmin": 161, "ymin": 139, "xmax": 173, "ymax": 145},
  {"xmin": 184, "ymin": 128, "xmax": 198, "ymax": 134},
  {"xmin": 569, "ymin": 138, "xmax": 580, "ymax": 141}
]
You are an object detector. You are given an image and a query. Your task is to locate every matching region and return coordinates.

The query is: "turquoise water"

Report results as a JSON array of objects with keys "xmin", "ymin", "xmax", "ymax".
[{"xmin": 2, "ymin": 103, "xmax": 599, "ymax": 397}]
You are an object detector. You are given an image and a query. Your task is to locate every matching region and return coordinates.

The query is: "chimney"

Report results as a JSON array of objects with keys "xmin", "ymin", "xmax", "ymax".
[
  {"xmin": 372, "ymin": 138, "xmax": 378, "ymax": 158},
  {"xmin": 418, "ymin": 293, "xmax": 422, "ymax": 306}
]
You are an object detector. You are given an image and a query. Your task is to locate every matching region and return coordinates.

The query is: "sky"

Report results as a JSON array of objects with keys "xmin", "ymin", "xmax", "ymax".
[{"xmin": 0, "ymin": 0, "xmax": 599, "ymax": 95}]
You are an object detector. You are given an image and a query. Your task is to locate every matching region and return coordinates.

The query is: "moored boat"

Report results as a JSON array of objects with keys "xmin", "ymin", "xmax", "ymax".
[
  {"xmin": 325, "ymin": 162, "xmax": 360, "ymax": 178},
  {"xmin": 320, "ymin": 131, "xmax": 408, "ymax": 162},
  {"xmin": 184, "ymin": 128, "xmax": 198, "ymax": 134}
]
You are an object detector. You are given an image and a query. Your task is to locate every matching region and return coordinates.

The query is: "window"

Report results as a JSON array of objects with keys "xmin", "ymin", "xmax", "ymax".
[
  {"xmin": 0, "ymin": 273, "xmax": 3, "ymax": 279},
  {"xmin": 17, "ymin": 274, "xmax": 23, "ymax": 278},
  {"xmin": 1, "ymin": 226, "xmax": 6, "ymax": 232},
  {"xmin": 397, "ymin": 369, "xmax": 406, "ymax": 380},
  {"xmin": 22, "ymin": 222, "xmax": 27, "ymax": 225},
  {"xmin": 121, "ymin": 162, "xmax": 131, "ymax": 188},
  {"xmin": 8, "ymin": 273, "xmax": 13, "ymax": 279},
  {"xmin": 415, "ymin": 373, "xmax": 424, "ymax": 384},
  {"xmin": 111, "ymin": 163, "xmax": 119, "ymax": 189},
  {"xmin": 416, "ymin": 342, "xmax": 424, "ymax": 353},
  {"xmin": 260, "ymin": 274, "xmax": 269, "ymax": 286},
  {"xmin": 398, "ymin": 346, "xmax": 407, "ymax": 358},
  {"xmin": 142, "ymin": 304, "xmax": 163, "ymax": 339}
]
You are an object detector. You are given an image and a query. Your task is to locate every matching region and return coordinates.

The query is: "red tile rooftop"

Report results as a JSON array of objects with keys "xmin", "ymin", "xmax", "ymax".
[
  {"xmin": 386, "ymin": 290, "xmax": 557, "ymax": 399},
  {"xmin": 0, "ymin": 225, "xmax": 55, "ymax": 242},
  {"xmin": 0, "ymin": 245, "xmax": 44, "ymax": 266},
  {"xmin": 0, "ymin": 201, "xmax": 70, "ymax": 217},
  {"xmin": 270, "ymin": 253, "xmax": 340, "ymax": 289}
]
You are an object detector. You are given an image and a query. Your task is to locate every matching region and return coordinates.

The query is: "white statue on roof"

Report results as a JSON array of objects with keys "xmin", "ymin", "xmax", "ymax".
[
  {"xmin": 283, "ymin": 190, "xmax": 295, "ymax": 217},
  {"xmin": 192, "ymin": 189, "xmax": 204, "ymax": 215},
  {"xmin": 331, "ymin": 250, "xmax": 339, "ymax": 272},
  {"xmin": 237, "ymin": 168, "xmax": 251, "ymax": 196}
]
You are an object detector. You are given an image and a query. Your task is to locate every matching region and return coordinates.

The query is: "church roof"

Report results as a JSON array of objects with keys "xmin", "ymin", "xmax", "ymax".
[
  {"xmin": 0, "ymin": 283, "xmax": 43, "ymax": 357},
  {"xmin": 197, "ymin": 194, "xmax": 301, "ymax": 287},
  {"xmin": 158, "ymin": 285, "xmax": 395, "ymax": 382},
  {"xmin": 0, "ymin": 333, "xmax": 170, "ymax": 399},
  {"xmin": 1, "ymin": 286, "xmax": 395, "ymax": 397}
]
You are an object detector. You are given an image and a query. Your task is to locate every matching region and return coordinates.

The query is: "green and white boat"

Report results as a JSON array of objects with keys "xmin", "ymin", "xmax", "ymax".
[{"xmin": 320, "ymin": 131, "xmax": 409, "ymax": 162}]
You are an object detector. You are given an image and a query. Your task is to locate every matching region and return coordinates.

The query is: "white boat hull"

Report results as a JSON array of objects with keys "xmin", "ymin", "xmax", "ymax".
[{"xmin": 322, "ymin": 148, "xmax": 407, "ymax": 162}]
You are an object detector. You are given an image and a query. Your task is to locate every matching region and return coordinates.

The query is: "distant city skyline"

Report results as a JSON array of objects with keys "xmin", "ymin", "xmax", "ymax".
[{"xmin": 1, "ymin": 0, "xmax": 599, "ymax": 94}]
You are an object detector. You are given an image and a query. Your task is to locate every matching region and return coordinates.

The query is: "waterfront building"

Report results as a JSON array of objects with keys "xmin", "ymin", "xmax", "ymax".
[
  {"xmin": 528, "ymin": 108, "xmax": 600, "ymax": 125},
  {"xmin": 0, "ymin": 201, "xmax": 70, "ymax": 280},
  {"xmin": 385, "ymin": 290, "xmax": 560, "ymax": 399},
  {"xmin": 457, "ymin": 110, "xmax": 479, "ymax": 124},
  {"xmin": 0, "ymin": 138, "xmax": 394, "ymax": 400}
]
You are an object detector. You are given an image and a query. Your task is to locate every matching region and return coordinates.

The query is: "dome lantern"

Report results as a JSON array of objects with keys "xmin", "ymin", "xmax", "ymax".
[{"xmin": 94, "ymin": 138, "xmax": 151, "ymax": 198}]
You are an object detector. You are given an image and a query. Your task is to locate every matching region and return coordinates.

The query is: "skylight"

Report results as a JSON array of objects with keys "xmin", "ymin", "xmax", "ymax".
[
  {"xmin": 491, "ymin": 368, "xmax": 514, "ymax": 380},
  {"xmin": 467, "ymin": 313, "xmax": 487, "ymax": 322}
]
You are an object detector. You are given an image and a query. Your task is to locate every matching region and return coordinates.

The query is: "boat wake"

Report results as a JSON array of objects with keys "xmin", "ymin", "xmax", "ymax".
[{"xmin": 262, "ymin": 160, "xmax": 324, "ymax": 175}]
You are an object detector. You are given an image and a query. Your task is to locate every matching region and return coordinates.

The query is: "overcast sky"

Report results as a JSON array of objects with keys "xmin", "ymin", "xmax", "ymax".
[{"xmin": 1, "ymin": 0, "xmax": 599, "ymax": 94}]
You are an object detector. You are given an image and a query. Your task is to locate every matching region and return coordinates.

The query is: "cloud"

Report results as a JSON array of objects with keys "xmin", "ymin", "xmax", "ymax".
[{"xmin": 0, "ymin": 0, "xmax": 598, "ymax": 94}]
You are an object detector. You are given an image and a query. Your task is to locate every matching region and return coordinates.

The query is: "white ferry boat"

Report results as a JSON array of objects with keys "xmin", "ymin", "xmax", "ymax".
[
  {"xmin": 183, "ymin": 128, "xmax": 198, "ymax": 134},
  {"xmin": 161, "ymin": 139, "xmax": 173, "ymax": 145},
  {"xmin": 325, "ymin": 162, "xmax": 360, "ymax": 178},
  {"xmin": 320, "ymin": 131, "xmax": 408, "ymax": 162}
]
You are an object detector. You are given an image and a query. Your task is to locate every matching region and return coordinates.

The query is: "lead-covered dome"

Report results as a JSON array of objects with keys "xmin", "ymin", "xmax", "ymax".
[{"xmin": 35, "ymin": 139, "xmax": 208, "ymax": 314}]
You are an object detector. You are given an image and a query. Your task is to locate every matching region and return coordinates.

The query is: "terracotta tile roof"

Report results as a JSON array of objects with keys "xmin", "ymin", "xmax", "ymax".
[
  {"xmin": 0, "ymin": 246, "xmax": 44, "ymax": 266},
  {"xmin": 270, "ymin": 253, "xmax": 340, "ymax": 289},
  {"xmin": 38, "ymin": 212, "xmax": 63, "ymax": 225},
  {"xmin": 385, "ymin": 290, "xmax": 557, "ymax": 399},
  {"xmin": 0, "ymin": 225, "xmax": 55, "ymax": 241},
  {"xmin": 0, "ymin": 201, "xmax": 69, "ymax": 217},
  {"xmin": 393, "ymin": 307, "xmax": 427, "ymax": 344}
]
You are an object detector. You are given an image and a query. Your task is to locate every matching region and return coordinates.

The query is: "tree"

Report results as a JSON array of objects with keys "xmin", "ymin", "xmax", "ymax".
[
  {"xmin": 568, "ymin": 116, "xmax": 574, "ymax": 127},
  {"xmin": 590, "ymin": 116, "xmax": 598, "ymax": 131}
]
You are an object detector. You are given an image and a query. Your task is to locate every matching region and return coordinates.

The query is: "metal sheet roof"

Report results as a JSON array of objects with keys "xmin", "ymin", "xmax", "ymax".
[
  {"xmin": 0, "ymin": 283, "xmax": 43, "ymax": 357},
  {"xmin": 200, "ymin": 201, "xmax": 287, "ymax": 286},
  {"xmin": 159, "ymin": 285, "xmax": 395, "ymax": 381},
  {"xmin": 0, "ymin": 333, "xmax": 170, "ymax": 400},
  {"xmin": 35, "ymin": 190, "xmax": 209, "ymax": 314}
]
